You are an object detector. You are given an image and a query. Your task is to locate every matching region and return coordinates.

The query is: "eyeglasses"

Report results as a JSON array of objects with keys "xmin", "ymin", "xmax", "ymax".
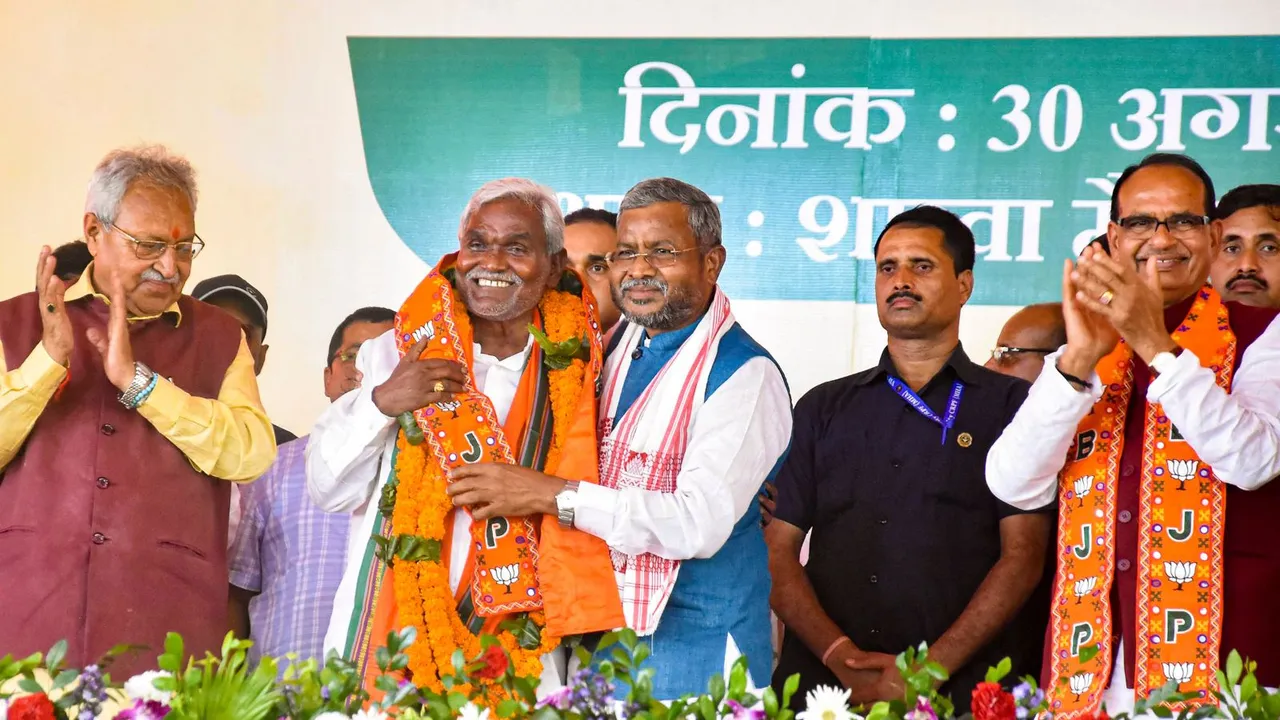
[
  {"xmin": 1115, "ymin": 214, "xmax": 1210, "ymax": 240},
  {"xmin": 103, "ymin": 220, "xmax": 205, "ymax": 261},
  {"xmin": 990, "ymin": 346, "xmax": 1056, "ymax": 363},
  {"xmin": 606, "ymin": 247, "xmax": 699, "ymax": 269}
]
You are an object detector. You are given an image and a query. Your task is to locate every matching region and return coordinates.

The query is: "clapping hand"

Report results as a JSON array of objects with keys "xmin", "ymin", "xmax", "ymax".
[
  {"xmin": 1069, "ymin": 244, "xmax": 1175, "ymax": 363},
  {"xmin": 36, "ymin": 247, "xmax": 74, "ymax": 367},
  {"xmin": 1057, "ymin": 249, "xmax": 1122, "ymax": 380},
  {"xmin": 84, "ymin": 268, "xmax": 137, "ymax": 391}
]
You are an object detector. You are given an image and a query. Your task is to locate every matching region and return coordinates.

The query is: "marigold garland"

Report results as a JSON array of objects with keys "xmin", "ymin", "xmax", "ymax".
[{"xmin": 389, "ymin": 281, "xmax": 591, "ymax": 706}]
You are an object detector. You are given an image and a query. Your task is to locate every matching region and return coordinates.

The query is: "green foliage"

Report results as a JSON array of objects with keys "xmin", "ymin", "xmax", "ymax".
[
  {"xmin": 528, "ymin": 325, "xmax": 589, "ymax": 370},
  {"xmin": 158, "ymin": 632, "xmax": 282, "ymax": 720},
  {"xmin": 372, "ymin": 533, "xmax": 442, "ymax": 565},
  {"xmin": 3, "ymin": 632, "xmax": 1280, "ymax": 720},
  {"xmin": 1080, "ymin": 642, "xmax": 1101, "ymax": 665},
  {"xmin": 399, "ymin": 411, "xmax": 426, "ymax": 445},
  {"xmin": 985, "ymin": 657, "xmax": 1012, "ymax": 684}
]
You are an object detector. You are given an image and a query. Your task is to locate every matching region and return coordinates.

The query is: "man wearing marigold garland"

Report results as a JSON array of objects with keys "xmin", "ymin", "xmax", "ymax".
[
  {"xmin": 988, "ymin": 154, "xmax": 1280, "ymax": 717},
  {"xmin": 307, "ymin": 178, "xmax": 623, "ymax": 703},
  {"xmin": 448, "ymin": 177, "xmax": 791, "ymax": 699}
]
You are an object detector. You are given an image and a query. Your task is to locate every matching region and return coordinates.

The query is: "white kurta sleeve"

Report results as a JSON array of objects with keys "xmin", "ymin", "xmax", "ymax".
[
  {"xmin": 306, "ymin": 329, "xmax": 400, "ymax": 513},
  {"xmin": 574, "ymin": 357, "xmax": 791, "ymax": 560}
]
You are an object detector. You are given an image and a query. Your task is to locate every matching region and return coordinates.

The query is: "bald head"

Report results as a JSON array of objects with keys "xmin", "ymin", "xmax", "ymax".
[{"xmin": 985, "ymin": 303, "xmax": 1066, "ymax": 383}]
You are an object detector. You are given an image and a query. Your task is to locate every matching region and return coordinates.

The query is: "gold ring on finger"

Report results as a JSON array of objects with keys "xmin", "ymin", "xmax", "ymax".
[
  {"xmin": 1099, "ymin": 290, "xmax": 1114, "ymax": 306},
  {"xmin": 433, "ymin": 380, "xmax": 445, "ymax": 393}
]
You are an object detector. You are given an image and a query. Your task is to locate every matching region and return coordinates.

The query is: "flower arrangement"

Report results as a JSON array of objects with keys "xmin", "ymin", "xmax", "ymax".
[{"xmin": 3, "ymin": 631, "xmax": 1279, "ymax": 720}]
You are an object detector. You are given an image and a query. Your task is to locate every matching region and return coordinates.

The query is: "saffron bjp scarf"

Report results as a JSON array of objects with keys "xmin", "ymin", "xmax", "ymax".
[
  {"xmin": 1048, "ymin": 287, "xmax": 1234, "ymax": 717},
  {"xmin": 345, "ymin": 254, "xmax": 623, "ymax": 704}
]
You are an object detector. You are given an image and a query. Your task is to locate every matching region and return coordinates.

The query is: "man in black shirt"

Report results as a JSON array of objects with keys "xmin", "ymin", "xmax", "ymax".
[{"xmin": 768, "ymin": 206, "xmax": 1053, "ymax": 711}]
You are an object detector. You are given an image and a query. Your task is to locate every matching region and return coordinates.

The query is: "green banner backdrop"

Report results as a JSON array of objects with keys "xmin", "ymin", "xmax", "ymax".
[{"xmin": 348, "ymin": 36, "xmax": 1280, "ymax": 305}]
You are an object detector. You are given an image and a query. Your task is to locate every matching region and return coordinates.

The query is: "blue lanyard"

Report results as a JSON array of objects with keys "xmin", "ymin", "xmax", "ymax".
[{"xmin": 886, "ymin": 377, "xmax": 964, "ymax": 446}]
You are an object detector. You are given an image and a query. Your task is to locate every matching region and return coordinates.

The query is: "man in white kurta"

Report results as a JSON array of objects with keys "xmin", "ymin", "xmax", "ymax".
[{"xmin": 441, "ymin": 178, "xmax": 791, "ymax": 699}]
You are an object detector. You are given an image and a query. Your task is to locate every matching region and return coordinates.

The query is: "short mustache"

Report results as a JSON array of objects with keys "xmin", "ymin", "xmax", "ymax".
[
  {"xmin": 465, "ymin": 267, "xmax": 523, "ymax": 285},
  {"xmin": 1228, "ymin": 272, "xmax": 1268, "ymax": 289},
  {"xmin": 141, "ymin": 268, "xmax": 180, "ymax": 285},
  {"xmin": 887, "ymin": 290, "xmax": 922, "ymax": 303},
  {"xmin": 621, "ymin": 277, "xmax": 667, "ymax": 294}
]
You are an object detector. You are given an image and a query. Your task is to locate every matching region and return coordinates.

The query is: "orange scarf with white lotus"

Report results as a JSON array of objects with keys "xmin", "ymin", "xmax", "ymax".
[{"xmin": 1047, "ymin": 287, "xmax": 1233, "ymax": 717}]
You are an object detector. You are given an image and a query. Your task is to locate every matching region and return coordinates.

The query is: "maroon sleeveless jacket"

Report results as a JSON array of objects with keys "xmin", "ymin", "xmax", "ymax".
[{"xmin": 0, "ymin": 290, "xmax": 241, "ymax": 677}]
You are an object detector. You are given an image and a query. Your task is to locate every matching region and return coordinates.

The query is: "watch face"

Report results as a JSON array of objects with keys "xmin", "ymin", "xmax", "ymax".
[{"xmin": 557, "ymin": 489, "xmax": 578, "ymax": 510}]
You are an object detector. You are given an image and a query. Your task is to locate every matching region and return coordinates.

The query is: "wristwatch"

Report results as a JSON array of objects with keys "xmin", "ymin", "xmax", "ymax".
[
  {"xmin": 118, "ymin": 361, "xmax": 156, "ymax": 408},
  {"xmin": 1150, "ymin": 348, "xmax": 1182, "ymax": 378},
  {"xmin": 555, "ymin": 481, "xmax": 581, "ymax": 529}
]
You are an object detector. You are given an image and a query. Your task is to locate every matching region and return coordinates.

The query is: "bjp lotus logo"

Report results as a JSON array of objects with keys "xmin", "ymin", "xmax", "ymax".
[
  {"xmin": 1164, "ymin": 561, "xmax": 1197, "ymax": 590},
  {"xmin": 1073, "ymin": 476, "xmax": 1093, "ymax": 507},
  {"xmin": 435, "ymin": 399, "xmax": 462, "ymax": 418},
  {"xmin": 492, "ymin": 563, "xmax": 521, "ymax": 594},
  {"xmin": 1167, "ymin": 459, "xmax": 1200, "ymax": 491},
  {"xmin": 1162, "ymin": 662, "xmax": 1194, "ymax": 689},
  {"xmin": 1069, "ymin": 672, "xmax": 1095, "ymax": 701},
  {"xmin": 1073, "ymin": 576, "xmax": 1097, "ymax": 604}
]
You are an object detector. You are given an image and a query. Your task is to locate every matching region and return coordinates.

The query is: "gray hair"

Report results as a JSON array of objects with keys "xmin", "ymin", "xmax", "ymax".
[
  {"xmin": 619, "ymin": 177, "xmax": 722, "ymax": 250},
  {"xmin": 84, "ymin": 145, "xmax": 198, "ymax": 224},
  {"xmin": 458, "ymin": 178, "xmax": 564, "ymax": 254}
]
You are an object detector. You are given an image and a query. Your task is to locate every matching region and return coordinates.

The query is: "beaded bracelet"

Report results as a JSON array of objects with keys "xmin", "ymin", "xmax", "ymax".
[{"xmin": 127, "ymin": 373, "xmax": 160, "ymax": 410}]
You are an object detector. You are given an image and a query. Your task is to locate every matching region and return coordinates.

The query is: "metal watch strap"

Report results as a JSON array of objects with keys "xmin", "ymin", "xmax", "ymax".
[
  {"xmin": 557, "ymin": 480, "xmax": 581, "ymax": 528},
  {"xmin": 118, "ymin": 362, "xmax": 154, "ymax": 408}
]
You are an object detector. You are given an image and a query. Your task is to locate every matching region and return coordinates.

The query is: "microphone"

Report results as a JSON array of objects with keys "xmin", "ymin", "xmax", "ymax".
[{"xmin": 632, "ymin": 347, "xmax": 643, "ymax": 361}]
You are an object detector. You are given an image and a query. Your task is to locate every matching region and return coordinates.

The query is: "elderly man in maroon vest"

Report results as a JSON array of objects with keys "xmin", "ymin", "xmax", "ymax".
[{"xmin": 0, "ymin": 145, "xmax": 276, "ymax": 675}]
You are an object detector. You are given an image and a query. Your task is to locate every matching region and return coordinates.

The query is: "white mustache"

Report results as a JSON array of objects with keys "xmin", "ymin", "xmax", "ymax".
[
  {"xmin": 620, "ymin": 277, "xmax": 667, "ymax": 294},
  {"xmin": 141, "ymin": 268, "xmax": 180, "ymax": 285}
]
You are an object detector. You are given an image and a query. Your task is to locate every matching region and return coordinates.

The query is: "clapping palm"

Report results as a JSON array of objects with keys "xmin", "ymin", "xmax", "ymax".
[{"xmin": 1061, "ymin": 257, "xmax": 1120, "ymax": 364}]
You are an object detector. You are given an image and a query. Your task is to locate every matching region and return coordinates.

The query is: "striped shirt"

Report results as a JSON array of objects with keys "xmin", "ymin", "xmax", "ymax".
[{"xmin": 229, "ymin": 435, "xmax": 349, "ymax": 666}]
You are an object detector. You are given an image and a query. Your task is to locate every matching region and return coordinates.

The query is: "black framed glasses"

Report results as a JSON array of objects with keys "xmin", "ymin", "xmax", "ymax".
[
  {"xmin": 1115, "ymin": 213, "xmax": 1210, "ymax": 240},
  {"xmin": 606, "ymin": 247, "xmax": 699, "ymax": 269},
  {"xmin": 990, "ymin": 345, "xmax": 1056, "ymax": 363},
  {"xmin": 103, "ymin": 219, "xmax": 205, "ymax": 261}
]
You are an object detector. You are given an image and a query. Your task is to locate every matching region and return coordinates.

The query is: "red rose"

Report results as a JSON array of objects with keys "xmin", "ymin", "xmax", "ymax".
[
  {"xmin": 8, "ymin": 693, "xmax": 56, "ymax": 720},
  {"xmin": 971, "ymin": 682, "xmax": 1017, "ymax": 720},
  {"xmin": 473, "ymin": 644, "xmax": 510, "ymax": 680},
  {"xmin": 1079, "ymin": 711, "xmax": 1111, "ymax": 720}
]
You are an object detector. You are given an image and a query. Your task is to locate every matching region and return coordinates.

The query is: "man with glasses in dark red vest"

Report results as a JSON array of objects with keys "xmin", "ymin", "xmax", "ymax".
[{"xmin": 0, "ymin": 145, "xmax": 276, "ymax": 676}]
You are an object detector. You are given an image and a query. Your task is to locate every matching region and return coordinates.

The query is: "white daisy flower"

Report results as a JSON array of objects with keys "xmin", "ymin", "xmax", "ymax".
[
  {"xmin": 123, "ymin": 670, "xmax": 174, "ymax": 704},
  {"xmin": 352, "ymin": 709, "xmax": 389, "ymax": 720},
  {"xmin": 312, "ymin": 713, "xmax": 350, "ymax": 720},
  {"xmin": 457, "ymin": 702, "xmax": 492, "ymax": 720},
  {"xmin": 796, "ymin": 685, "xmax": 857, "ymax": 720}
]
